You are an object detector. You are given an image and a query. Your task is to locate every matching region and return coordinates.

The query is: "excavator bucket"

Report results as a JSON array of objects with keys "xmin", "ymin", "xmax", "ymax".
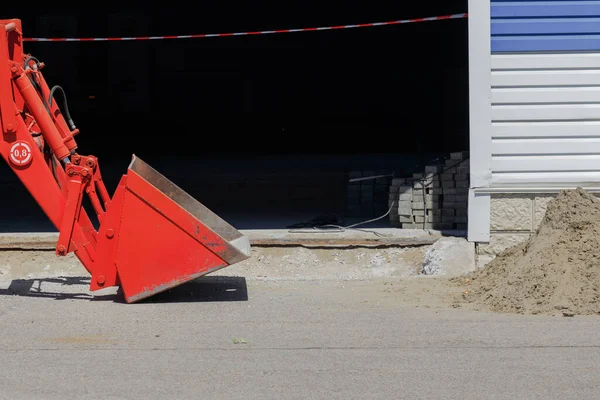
[
  {"xmin": 0, "ymin": 19, "xmax": 251, "ymax": 303},
  {"xmin": 110, "ymin": 156, "xmax": 252, "ymax": 303}
]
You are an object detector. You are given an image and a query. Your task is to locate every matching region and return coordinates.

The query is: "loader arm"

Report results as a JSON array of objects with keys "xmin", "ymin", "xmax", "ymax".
[{"xmin": 0, "ymin": 19, "xmax": 251, "ymax": 303}]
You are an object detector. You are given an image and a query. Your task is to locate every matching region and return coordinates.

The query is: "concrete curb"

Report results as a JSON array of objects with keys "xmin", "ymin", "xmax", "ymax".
[{"xmin": 0, "ymin": 229, "xmax": 454, "ymax": 250}]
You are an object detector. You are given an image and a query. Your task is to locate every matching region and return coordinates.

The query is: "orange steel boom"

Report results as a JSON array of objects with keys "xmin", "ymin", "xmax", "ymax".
[{"xmin": 0, "ymin": 19, "xmax": 251, "ymax": 303}]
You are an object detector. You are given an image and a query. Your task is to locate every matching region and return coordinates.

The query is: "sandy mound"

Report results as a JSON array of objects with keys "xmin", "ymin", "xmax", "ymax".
[{"xmin": 456, "ymin": 188, "xmax": 600, "ymax": 316}]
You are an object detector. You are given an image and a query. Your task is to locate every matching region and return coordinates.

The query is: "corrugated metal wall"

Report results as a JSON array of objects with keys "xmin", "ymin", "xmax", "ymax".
[{"xmin": 489, "ymin": 0, "xmax": 600, "ymax": 185}]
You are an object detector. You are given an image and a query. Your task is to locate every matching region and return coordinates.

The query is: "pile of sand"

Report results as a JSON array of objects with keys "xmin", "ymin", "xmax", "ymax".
[{"xmin": 458, "ymin": 188, "xmax": 600, "ymax": 316}]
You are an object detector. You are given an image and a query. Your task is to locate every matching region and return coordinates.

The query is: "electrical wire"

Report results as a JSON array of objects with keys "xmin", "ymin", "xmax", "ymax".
[
  {"xmin": 288, "ymin": 200, "xmax": 397, "ymax": 237},
  {"xmin": 287, "ymin": 156, "xmax": 470, "ymax": 236}
]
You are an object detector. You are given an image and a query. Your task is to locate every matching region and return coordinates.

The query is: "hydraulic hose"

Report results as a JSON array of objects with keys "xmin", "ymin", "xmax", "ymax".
[
  {"xmin": 48, "ymin": 85, "xmax": 76, "ymax": 130},
  {"xmin": 23, "ymin": 56, "xmax": 41, "ymax": 70}
]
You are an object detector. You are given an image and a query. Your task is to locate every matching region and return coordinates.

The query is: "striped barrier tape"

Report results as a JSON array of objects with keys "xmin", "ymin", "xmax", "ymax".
[{"xmin": 23, "ymin": 13, "xmax": 467, "ymax": 42}]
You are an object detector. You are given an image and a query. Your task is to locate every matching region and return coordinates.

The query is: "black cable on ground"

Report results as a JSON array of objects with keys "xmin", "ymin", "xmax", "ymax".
[{"xmin": 287, "ymin": 156, "xmax": 469, "ymax": 236}]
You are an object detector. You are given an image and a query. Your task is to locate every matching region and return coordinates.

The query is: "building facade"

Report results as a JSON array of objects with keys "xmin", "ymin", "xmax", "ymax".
[{"xmin": 468, "ymin": 0, "xmax": 600, "ymax": 253}]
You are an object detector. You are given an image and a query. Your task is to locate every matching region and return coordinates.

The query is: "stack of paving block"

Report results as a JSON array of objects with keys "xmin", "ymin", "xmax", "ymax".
[
  {"xmin": 347, "ymin": 170, "xmax": 394, "ymax": 218},
  {"xmin": 388, "ymin": 179, "xmax": 413, "ymax": 227},
  {"xmin": 388, "ymin": 151, "xmax": 469, "ymax": 230}
]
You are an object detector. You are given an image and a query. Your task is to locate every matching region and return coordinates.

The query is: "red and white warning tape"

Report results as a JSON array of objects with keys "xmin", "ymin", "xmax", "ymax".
[{"xmin": 23, "ymin": 13, "xmax": 467, "ymax": 42}]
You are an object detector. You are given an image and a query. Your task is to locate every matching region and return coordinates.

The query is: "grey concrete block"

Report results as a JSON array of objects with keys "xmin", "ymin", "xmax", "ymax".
[
  {"xmin": 425, "ymin": 165, "xmax": 443, "ymax": 174},
  {"xmin": 441, "ymin": 173, "xmax": 454, "ymax": 181},
  {"xmin": 389, "ymin": 185, "xmax": 412, "ymax": 194},
  {"xmin": 444, "ymin": 194, "xmax": 468, "ymax": 203},
  {"xmin": 397, "ymin": 193, "xmax": 412, "ymax": 201},
  {"xmin": 441, "ymin": 216, "xmax": 456, "ymax": 223},
  {"xmin": 454, "ymin": 174, "xmax": 469, "ymax": 182},
  {"xmin": 456, "ymin": 165, "xmax": 469, "ymax": 174},
  {"xmin": 413, "ymin": 194, "xmax": 442, "ymax": 203},
  {"xmin": 398, "ymin": 208, "xmax": 413, "ymax": 216},
  {"xmin": 391, "ymin": 178, "xmax": 409, "ymax": 186},
  {"xmin": 399, "ymin": 216, "xmax": 414, "ymax": 223},
  {"xmin": 444, "ymin": 201, "xmax": 468, "ymax": 210},
  {"xmin": 456, "ymin": 223, "xmax": 468, "ymax": 230},
  {"xmin": 441, "ymin": 181, "xmax": 455, "ymax": 188},
  {"xmin": 411, "ymin": 188, "xmax": 424, "ymax": 197},
  {"xmin": 414, "ymin": 180, "xmax": 438, "ymax": 189},
  {"xmin": 451, "ymin": 151, "xmax": 469, "ymax": 161},
  {"xmin": 443, "ymin": 187, "xmax": 468, "ymax": 195},
  {"xmin": 401, "ymin": 223, "xmax": 422, "ymax": 229},
  {"xmin": 411, "ymin": 202, "xmax": 424, "ymax": 210},
  {"xmin": 412, "ymin": 201, "xmax": 440, "ymax": 210},
  {"xmin": 454, "ymin": 216, "xmax": 468, "ymax": 223},
  {"xmin": 441, "ymin": 209, "xmax": 455, "ymax": 217},
  {"xmin": 443, "ymin": 167, "xmax": 457, "ymax": 174},
  {"xmin": 445, "ymin": 159, "xmax": 461, "ymax": 167},
  {"xmin": 455, "ymin": 208, "xmax": 468, "ymax": 217},
  {"xmin": 413, "ymin": 209, "xmax": 425, "ymax": 216},
  {"xmin": 427, "ymin": 189, "xmax": 443, "ymax": 197},
  {"xmin": 427, "ymin": 214, "xmax": 442, "ymax": 223},
  {"xmin": 455, "ymin": 180, "xmax": 469, "ymax": 188}
]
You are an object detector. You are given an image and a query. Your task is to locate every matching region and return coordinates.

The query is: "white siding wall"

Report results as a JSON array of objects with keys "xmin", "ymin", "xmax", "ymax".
[
  {"xmin": 491, "ymin": 53, "xmax": 600, "ymax": 186},
  {"xmin": 468, "ymin": 0, "xmax": 600, "ymax": 242}
]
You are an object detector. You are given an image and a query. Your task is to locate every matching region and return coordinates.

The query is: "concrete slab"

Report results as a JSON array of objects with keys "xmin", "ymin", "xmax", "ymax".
[{"xmin": 0, "ymin": 228, "xmax": 459, "ymax": 250}]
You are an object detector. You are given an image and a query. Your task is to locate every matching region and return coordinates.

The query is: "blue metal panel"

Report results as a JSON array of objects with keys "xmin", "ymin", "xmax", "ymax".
[
  {"xmin": 492, "ymin": 35, "xmax": 600, "ymax": 52},
  {"xmin": 491, "ymin": 1, "xmax": 600, "ymax": 52},
  {"xmin": 492, "ymin": 18, "xmax": 600, "ymax": 35},
  {"xmin": 491, "ymin": 1, "xmax": 600, "ymax": 18}
]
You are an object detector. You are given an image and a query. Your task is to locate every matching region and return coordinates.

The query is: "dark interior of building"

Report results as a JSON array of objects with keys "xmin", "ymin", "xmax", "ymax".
[{"xmin": 0, "ymin": 0, "xmax": 469, "ymax": 232}]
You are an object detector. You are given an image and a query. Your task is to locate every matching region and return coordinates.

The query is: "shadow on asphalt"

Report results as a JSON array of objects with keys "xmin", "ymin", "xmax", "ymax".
[{"xmin": 0, "ymin": 275, "xmax": 249, "ymax": 303}]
